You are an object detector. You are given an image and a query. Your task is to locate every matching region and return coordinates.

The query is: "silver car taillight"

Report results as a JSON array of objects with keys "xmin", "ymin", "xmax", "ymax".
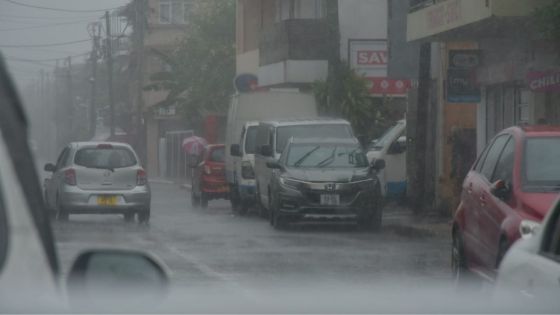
[
  {"xmin": 64, "ymin": 168, "xmax": 77, "ymax": 186},
  {"xmin": 137, "ymin": 169, "xmax": 147, "ymax": 186}
]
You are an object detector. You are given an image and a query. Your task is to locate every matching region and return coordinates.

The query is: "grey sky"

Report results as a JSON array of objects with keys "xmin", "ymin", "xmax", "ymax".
[{"xmin": 0, "ymin": 0, "xmax": 129, "ymax": 86}]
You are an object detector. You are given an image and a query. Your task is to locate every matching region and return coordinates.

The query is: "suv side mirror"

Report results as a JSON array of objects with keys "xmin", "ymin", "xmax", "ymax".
[
  {"xmin": 230, "ymin": 144, "xmax": 241, "ymax": 157},
  {"xmin": 67, "ymin": 250, "xmax": 169, "ymax": 311},
  {"xmin": 266, "ymin": 160, "xmax": 282, "ymax": 169},
  {"xmin": 371, "ymin": 159, "xmax": 386, "ymax": 171},
  {"xmin": 260, "ymin": 144, "xmax": 273, "ymax": 157},
  {"xmin": 490, "ymin": 179, "xmax": 511, "ymax": 200},
  {"xmin": 44, "ymin": 163, "xmax": 56, "ymax": 172}
]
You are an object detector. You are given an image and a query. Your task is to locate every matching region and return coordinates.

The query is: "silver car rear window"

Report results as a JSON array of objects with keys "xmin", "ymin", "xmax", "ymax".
[{"xmin": 74, "ymin": 147, "xmax": 137, "ymax": 169}]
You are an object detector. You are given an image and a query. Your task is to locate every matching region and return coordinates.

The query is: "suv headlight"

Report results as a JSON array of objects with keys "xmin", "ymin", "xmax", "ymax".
[{"xmin": 241, "ymin": 161, "xmax": 255, "ymax": 179}]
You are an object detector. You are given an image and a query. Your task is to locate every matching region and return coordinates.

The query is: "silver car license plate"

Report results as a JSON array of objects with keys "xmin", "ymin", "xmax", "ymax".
[{"xmin": 320, "ymin": 194, "xmax": 340, "ymax": 206}]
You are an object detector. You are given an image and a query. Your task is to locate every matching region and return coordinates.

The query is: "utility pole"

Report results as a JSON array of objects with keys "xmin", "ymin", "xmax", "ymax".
[
  {"xmin": 410, "ymin": 42, "xmax": 431, "ymax": 215},
  {"xmin": 89, "ymin": 22, "xmax": 101, "ymax": 139},
  {"xmin": 105, "ymin": 10, "xmax": 116, "ymax": 137},
  {"xmin": 66, "ymin": 56, "xmax": 74, "ymax": 143},
  {"xmin": 135, "ymin": 0, "xmax": 147, "ymax": 163}
]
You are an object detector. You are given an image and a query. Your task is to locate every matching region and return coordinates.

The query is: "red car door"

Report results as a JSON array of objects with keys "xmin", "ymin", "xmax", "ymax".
[
  {"xmin": 474, "ymin": 134, "xmax": 511, "ymax": 273},
  {"xmin": 479, "ymin": 136, "xmax": 515, "ymax": 273}
]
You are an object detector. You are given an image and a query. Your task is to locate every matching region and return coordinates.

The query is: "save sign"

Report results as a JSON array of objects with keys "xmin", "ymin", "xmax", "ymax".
[{"xmin": 357, "ymin": 51, "xmax": 388, "ymax": 65}]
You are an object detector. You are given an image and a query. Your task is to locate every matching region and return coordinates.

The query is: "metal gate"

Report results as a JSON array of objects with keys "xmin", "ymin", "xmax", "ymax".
[{"xmin": 164, "ymin": 130, "xmax": 194, "ymax": 181}]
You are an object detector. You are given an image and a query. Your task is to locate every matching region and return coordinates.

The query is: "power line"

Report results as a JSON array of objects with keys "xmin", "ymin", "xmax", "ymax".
[
  {"xmin": 3, "ymin": 0, "xmax": 124, "ymax": 13},
  {"xmin": 5, "ymin": 52, "xmax": 90, "ymax": 63},
  {"xmin": 0, "ymin": 39, "xmax": 90, "ymax": 48},
  {"xmin": 0, "ymin": 14, "xmax": 100, "ymax": 20},
  {"xmin": 0, "ymin": 20, "xmax": 89, "ymax": 31}
]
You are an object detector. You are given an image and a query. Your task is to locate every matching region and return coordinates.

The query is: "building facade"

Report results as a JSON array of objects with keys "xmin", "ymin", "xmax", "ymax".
[
  {"xmin": 124, "ymin": 0, "xmax": 193, "ymax": 176},
  {"xmin": 406, "ymin": 0, "xmax": 559, "ymax": 212}
]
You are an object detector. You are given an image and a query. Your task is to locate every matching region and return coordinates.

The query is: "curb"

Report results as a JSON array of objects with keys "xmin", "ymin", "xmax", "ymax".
[{"xmin": 180, "ymin": 183, "xmax": 192, "ymax": 191}]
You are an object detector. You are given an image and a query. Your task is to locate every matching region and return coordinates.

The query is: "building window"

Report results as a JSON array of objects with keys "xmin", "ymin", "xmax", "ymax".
[
  {"xmin": 159, "ymin": 0, "xmax": 190, "ymax": 25},
  {"xmin": 276, "ymin": 0, "xmax": 325, "ymax": 21}
]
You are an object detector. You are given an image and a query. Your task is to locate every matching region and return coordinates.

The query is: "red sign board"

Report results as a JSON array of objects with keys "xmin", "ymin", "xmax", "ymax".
[
  {"xmin": 527, "ymin": 71, "xmax": 560, "ymax": 92},
  {"xmin": 357, "ymin": 51, "xmax": 388, "ymax": 65},
  {"xmin": 366, "ymin": 78, "xmax": 412, "ymax": 95}
]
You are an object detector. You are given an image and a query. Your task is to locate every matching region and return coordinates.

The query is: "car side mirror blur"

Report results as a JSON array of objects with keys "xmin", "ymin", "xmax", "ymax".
[
  {"xmin": 266, "ymin": 160, "xmax": 282, "ymax": 169},
  {"xmin": 260, "ymin": 144, "xmax": 273, "ymax": 157},
  {"xmin": 371, "ymin": 159, "xmax": 385, "ymax": 171},
  {"xmin": 67, "ymin": 250, "xmax": 169, "ymax": 311},
  {"xmin": 44, "ymin": 163, "xmax": 56, "ymax": 172},
  {"xmin": 230, "ymin": 144, "xmax": 241, "ymax": 157},
  {"xmin": 490, "ymin": 180, "xmax": 511, "ymax": 200}
]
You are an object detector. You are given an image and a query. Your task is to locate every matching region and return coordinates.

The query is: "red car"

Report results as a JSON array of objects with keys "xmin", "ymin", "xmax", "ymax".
[
  {"xmin": 452, "ymin": 126, "xmax": 560, "ymax": 283},
  {"xmin": 191, "ymin": 144, "xmax": 229, "ymax": 208}
]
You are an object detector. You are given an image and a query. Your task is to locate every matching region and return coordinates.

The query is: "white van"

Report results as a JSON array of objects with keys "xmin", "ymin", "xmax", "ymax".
[
  {"xmin": 225, "ymin": 91, "xmax": 318, "ymax": 213},
  {"xmin": 366, "ymin": 119, "xmax": 407, "ymax": 199},
  {"xmin": 254, "ymin": 119, "xmax": 354, "ymax": 216}
]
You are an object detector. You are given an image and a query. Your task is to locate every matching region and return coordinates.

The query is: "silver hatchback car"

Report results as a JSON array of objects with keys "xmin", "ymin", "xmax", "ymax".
[{"xmin": 44, "ymin": 142, "xmax": 151, "ymax": 223}]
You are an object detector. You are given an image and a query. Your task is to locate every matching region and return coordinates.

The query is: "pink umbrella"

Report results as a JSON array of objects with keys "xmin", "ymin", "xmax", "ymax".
[{"xmin": 182, "ymin": 136, "xmax": 208, "ymax": 155}]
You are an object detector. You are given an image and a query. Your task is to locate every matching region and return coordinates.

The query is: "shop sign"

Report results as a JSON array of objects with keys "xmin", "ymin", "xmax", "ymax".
[
  {"xmin": 349, "ymin": 40, "xmax": 388, "ymax": 78},
  {"xmin": 527, "ymin": 70, "xmax": 560, "ymax": 92},
  {"xmin": 366, "ymin": 78, "xmax": 412, "ymax": 96},
  {"xmin": 427, "ymin": 0, "xmax": 462, "ymax": 30},
  {"xmin": 447, "ymin": 50, "xmax": 481, "ymax": 103}
]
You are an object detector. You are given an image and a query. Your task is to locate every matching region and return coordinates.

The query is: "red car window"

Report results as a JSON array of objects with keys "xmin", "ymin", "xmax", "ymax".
[{"xmin": 480, "ymin": 135, "xmax": 509, "ymax": 181}]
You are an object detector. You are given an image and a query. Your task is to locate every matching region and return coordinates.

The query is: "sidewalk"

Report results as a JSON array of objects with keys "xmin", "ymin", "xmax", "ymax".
[{"xmin": 383, "ymin": 203, "xmax": 451, "ymax": 238}]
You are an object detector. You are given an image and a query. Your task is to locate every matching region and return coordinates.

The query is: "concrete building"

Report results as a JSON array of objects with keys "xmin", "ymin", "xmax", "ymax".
[
  {"xmin": 406, "ymin": 0, "xmax": 558, "ymax": 212},
  {"xmin": 123, "ymin": 0, "xmax": 193, "ymax": 176},
  {"xmin": 236, "ymin": 0, "xmax": 416, "ymax": 98}
]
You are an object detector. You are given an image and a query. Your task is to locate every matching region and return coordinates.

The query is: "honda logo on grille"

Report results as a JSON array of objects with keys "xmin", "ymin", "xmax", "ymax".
[{"xmin": 325, "ymin": 183, "xmax": 336, "ymax": 192}]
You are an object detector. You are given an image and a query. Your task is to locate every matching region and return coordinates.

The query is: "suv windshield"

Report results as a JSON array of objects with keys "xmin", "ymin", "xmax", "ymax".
[
  {"xmin": 524, "ymin": 137, "xmax": 560, "ymax": 189},
  {"xmin": 286, "ymin": 144, "xmax": 368, "ymax": 168},
  {"xmin": 276, "ymin": 124, "xmax": 353, "ymax": 153},
  {"xmin": 74, "ymin": 148, "xmax": 137, "ymax": 169},
  {"xmin": 244, "ymin": 126, "xmax": 258, "ymax": 154}
]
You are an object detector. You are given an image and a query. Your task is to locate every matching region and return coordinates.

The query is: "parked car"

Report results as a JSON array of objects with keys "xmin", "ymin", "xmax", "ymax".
[
  {"xmin": 494, "ymin": 197, "xmax": 560, "ymax": 308},
  {"xmin": 452, "ymin": 126, "xmax": 560, "ymax": 283},
  {"xmin": 254, "ymin": 119, "xmax": 355, "ymax": 218},
  {"xmin": 225, "ymin": 90, "xmax": 318, "ymax": 213},
  {"xmin": 191, "ymin": 144, "xmax": 229, "ymax": 208},
  {"xmin": 229, "ymin": 121, "xmax": 258, "ymax": 214},
  {"xmin": 366, "ymin": 119, "xmax": 407, "ymax": 198},
  {"xmin": 266, "ymin": 138, "xmax": 385, "ymax": 230},
  {"xmin": 0, "ymin": 54, "xmax": 168, "ymax": 311},
  {"xmin": 44, "ymin": 142, "xmax": 151, "ymax": 223}
]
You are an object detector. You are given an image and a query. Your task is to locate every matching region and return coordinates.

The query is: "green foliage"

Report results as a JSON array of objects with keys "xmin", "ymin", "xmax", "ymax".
[
  {"xmin": 534, "ymin": 0, "xmax": 560, "ymax": 42},
  {"xmin": 313, "ymin": 63, "xmax": 393, "ymax": 139},
  {"xmin": 144, "ymin": 0, "xmax": 235, "ymax": 126}
]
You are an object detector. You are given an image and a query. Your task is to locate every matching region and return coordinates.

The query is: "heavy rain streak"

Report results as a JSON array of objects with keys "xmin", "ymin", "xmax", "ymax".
[{"xmin": 1, "ymin": 0, "xmax": 560, "ymax": 313}]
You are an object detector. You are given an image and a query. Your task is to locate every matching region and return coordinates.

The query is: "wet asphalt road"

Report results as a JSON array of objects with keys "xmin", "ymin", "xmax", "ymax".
[{"xmin": 52, "ymin": 182, "xmax": 453, "ymax": 310}]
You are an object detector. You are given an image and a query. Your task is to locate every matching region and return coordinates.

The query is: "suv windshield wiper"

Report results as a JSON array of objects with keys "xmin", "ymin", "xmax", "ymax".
[
  {"xmin": 293, "ymin": 146, "xmax": 320, "ymax": 167},
  {"xmin": 316, "ymin": 149, "xmax": 336, "ymax": 168}
]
